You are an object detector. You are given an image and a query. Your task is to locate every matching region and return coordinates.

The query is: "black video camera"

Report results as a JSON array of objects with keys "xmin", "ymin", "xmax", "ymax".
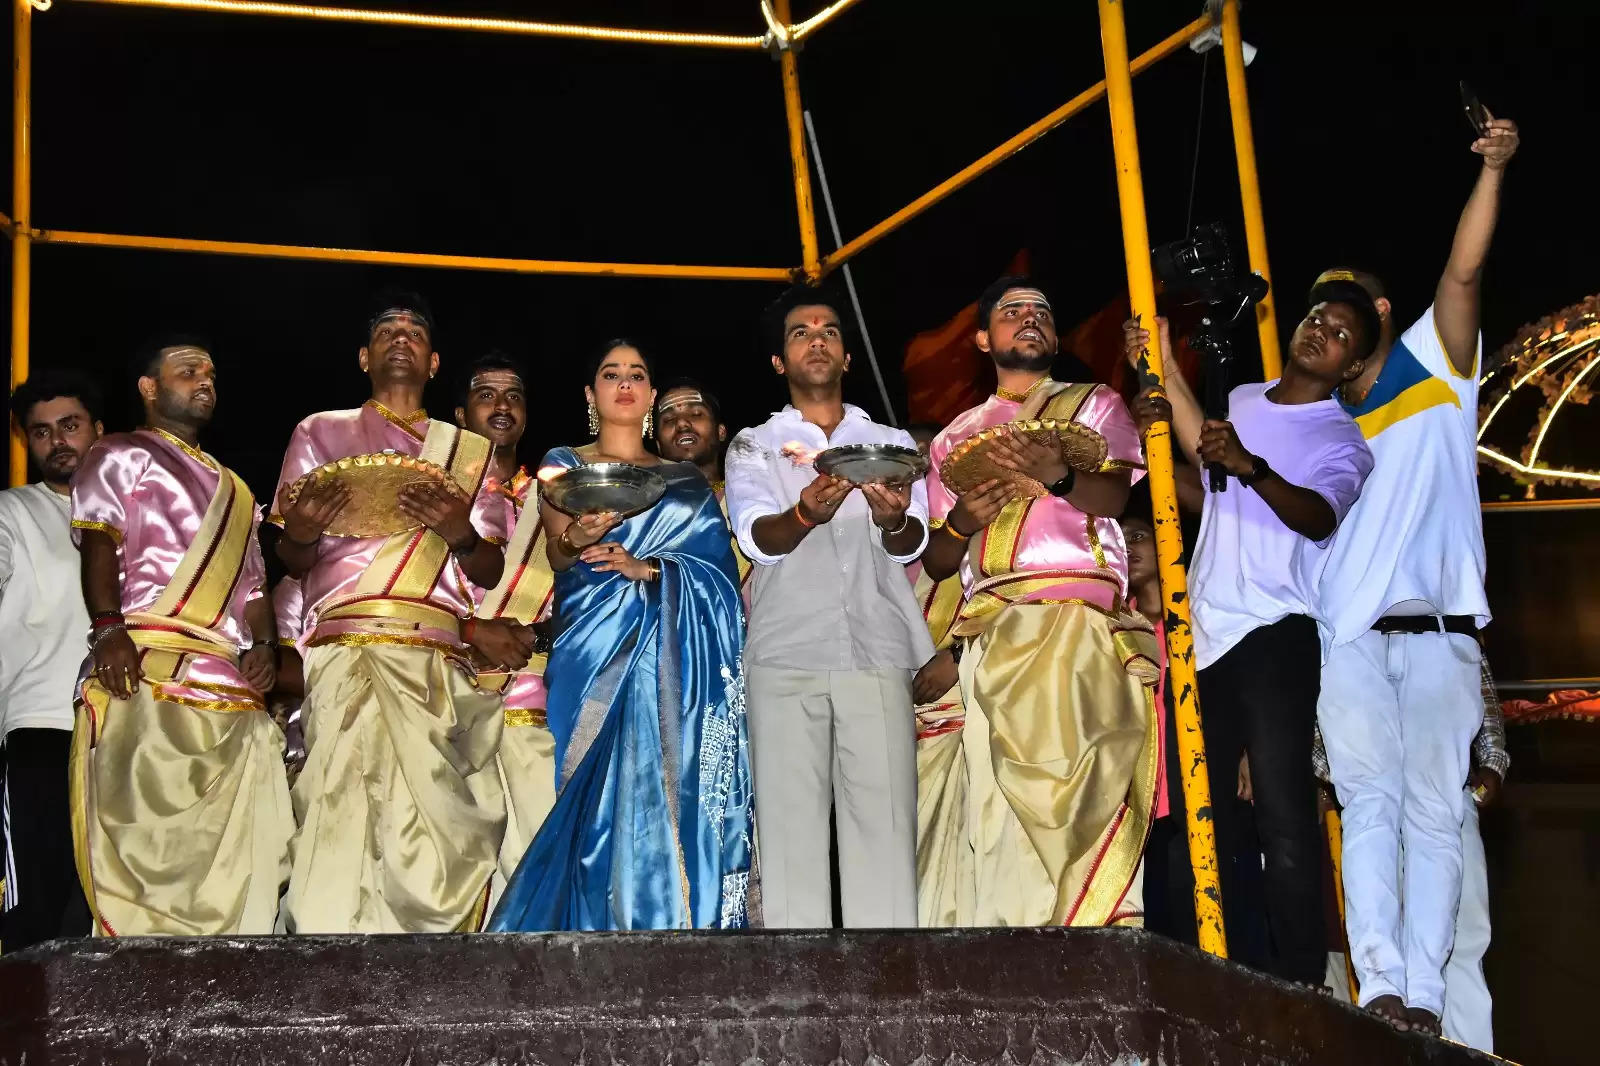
[{"xmin": 1150, "ymin": 224, "xmax": 1270, "ymax": 493}]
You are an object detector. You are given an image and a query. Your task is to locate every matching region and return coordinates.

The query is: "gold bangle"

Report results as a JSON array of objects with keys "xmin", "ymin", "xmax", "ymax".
[
  {"xmin": 648, "ymin": 562, "xmax": 661, "ymax": 582},
  {"xmin": 943, "ymin": 520, "xmax": 971, "ymax": 542},
  {"xmin": 556, "ymin": 526, "xmax": 580, "ymax": 557}
]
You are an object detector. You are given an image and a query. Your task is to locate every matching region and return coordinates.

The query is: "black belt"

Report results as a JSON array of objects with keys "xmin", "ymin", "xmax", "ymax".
[{"xmin": 1371, "ymin": 614, "xmax": 1477, "ymax": 636}]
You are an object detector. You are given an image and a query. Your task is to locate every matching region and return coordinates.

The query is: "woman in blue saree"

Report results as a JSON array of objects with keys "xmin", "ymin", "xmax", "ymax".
[{"xmin": 489, "ymin": 340, "xmax": 755, "ymax": 931}]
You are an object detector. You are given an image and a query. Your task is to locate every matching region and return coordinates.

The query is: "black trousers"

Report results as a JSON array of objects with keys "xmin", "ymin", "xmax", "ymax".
[
  {"xmin": 1166, "ymin": 615, "xmax": 1326, "ymax": 984},
  {"xmin": 2, "ymin": 728, "xmax": 91, "ymax": 952}
]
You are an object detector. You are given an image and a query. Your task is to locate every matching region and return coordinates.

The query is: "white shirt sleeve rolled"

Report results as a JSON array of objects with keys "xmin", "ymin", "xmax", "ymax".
[{"xmin": 723, "ymin": 429, "xmax": 788, "ymax": 567}]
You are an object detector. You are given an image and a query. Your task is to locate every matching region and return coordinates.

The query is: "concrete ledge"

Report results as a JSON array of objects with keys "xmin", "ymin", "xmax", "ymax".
[{"xmin": 0, "ymin": 929, "xmax": 1495, "ymax": 1065}]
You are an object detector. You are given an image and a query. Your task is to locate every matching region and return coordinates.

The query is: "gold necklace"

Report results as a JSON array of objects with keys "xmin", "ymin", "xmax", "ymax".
[
  {"xmin": 996, "ymin": 377, "xmax": 1050, "ymax": 403},
  {"xmin": 146, "ymin": 426, "xmax": 217, "ymax": 471}
]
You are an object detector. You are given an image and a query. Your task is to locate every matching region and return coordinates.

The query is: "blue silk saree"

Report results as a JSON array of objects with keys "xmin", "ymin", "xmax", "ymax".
[{"xmin": 487, "ymin": 448, "xmax": 755, "ymax": 930}]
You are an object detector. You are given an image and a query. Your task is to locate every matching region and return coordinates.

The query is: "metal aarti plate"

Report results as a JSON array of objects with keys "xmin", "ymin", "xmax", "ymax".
[
  {"xmin": 939, "ymin": 419, "xmax": 1110, "ymax": 498},
  {"xmin": 285, "ymin": 451, "xmax": 467, "ymax": 539},
  {"xmin": 542, "ymin": 462, "xmax": 667, "ymax": 518},
  {"xmin": 814, "ymin": 444, "xmax": 929, "ymax": 486}
]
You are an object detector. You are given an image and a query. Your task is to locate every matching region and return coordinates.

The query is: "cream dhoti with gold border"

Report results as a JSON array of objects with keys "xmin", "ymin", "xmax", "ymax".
[
  {"xmin": 920, "ymin": 379, "xmax": 1158, "ymax": 927},
  {"xmin": 471, "ymin": 477, "xmax": 558, "ymax": 905},
  {"xmin": 280, "ymin": 419, "xmax": 506, "ymax": 934},
  {"xmin": 70, "ymin": 455, "xmax": 292, "ymax": 936}
]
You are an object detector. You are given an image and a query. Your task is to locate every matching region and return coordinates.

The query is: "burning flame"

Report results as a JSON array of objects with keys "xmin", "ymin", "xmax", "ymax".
[
  {"xmin": 780, "ymin": 441, "xmax": 820, "ymax": 467},
  {"xmin": 536, "ymin": 465, "xmax": 566, "ymax": 483}
]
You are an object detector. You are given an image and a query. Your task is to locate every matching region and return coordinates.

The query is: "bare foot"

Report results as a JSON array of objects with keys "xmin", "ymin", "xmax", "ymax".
[
  {"xmin": 1405, "ymin": 1007, "xmax": 1441, "ymax": 1036},
  {"xmin": 1366, "ymin": 994, "xmax": 1411, "ymax": 1031}
]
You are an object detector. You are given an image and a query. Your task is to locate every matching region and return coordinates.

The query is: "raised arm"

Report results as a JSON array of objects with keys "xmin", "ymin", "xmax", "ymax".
[{"xmin": 1434, "ymin": 114, "xmax": 1520, "ymax": 375}]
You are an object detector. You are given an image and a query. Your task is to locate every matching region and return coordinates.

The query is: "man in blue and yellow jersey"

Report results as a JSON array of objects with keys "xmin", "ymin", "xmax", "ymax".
[{"xmin": 1313, "ymin": 111, "xmax": 1520, "ymax": 1037}]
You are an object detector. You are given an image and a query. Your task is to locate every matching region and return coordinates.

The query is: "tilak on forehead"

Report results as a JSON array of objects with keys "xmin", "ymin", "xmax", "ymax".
[
  {"xmin": 998, "ymin": 288, "xmax": 1052, "ymax": 311},
  {"xmin": 160, "ymin": 345, "xmax": 211, "ymax": 361},
  {"xmin": 369, "ymin": 306, "xmax": 431, "ymax": 334},
  {"xmin": 469, "ymin": 369, "xmax": 524, "ymax": 392},
  {"xmin": 658, "ymin": 390, "xmax": 707, "ymax": 413}
]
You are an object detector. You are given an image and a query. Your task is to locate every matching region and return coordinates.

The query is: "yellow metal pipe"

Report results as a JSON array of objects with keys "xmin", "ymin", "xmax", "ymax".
[
  {"xmin": 11, "ymin": 0, "xmax": 33, "ymax": 488},
  {"xmin": 1325, "ymin": 808, "xmax": 1358, "ymax": 998},
  {"xmin": 1220, "ymin": 0, "xmax": 1281, "ymax": 380},
  {"xmin": 818, "ymin": 13, "xmax": 1213, "ymax": 277},
  {"xmin": 30, "ymin": 228, "xmax": 795, "ymax": 282},
  {"xmin": 773, "ymin": 0, "xmax": 821, "ymax": 281},
  {"xmin": 72, "ymin": 0, "xmax": 768, "ymax": 49},
  {"xmin": 1098, "ymin": 0, "xmax": 1227, "ymax": 958}
]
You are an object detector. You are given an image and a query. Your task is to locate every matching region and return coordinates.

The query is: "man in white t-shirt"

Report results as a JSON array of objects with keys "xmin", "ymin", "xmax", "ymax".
[
  {"xmin": 1124, "ymin": 283, "xmax": 1376, "ymax": 987},
  {"xmin": 1, "ymin": 372, "xmax": 103, "ymax": 951},
  {"xmin": 1313, "ymin": 112, "xmax": 1520, "ymax": 1036}
]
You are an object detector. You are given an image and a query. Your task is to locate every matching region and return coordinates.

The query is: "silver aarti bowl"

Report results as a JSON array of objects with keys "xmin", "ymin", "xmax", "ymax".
[
  {"xmin": 541, "ymin": 463, "xmax": 667, "ymax": 518},
  {"xmin": 815, "ymin": 443, "xmax": 929, "ymax": 486}
]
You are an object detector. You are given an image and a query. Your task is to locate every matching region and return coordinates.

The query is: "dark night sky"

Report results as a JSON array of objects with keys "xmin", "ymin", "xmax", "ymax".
[{"xmin": 3, "ymin": 0, "xmax": 1595, "ymax": 498}]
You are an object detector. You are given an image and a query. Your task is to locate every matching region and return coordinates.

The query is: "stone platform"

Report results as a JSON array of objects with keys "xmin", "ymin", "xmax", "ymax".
[{"xmin": 0, "ymin": 929, "xmax": 1495, "ymax": 1065}]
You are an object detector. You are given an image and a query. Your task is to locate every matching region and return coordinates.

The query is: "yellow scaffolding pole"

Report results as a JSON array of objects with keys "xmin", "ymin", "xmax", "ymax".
[
  {"xmin": 1220, "ymin": 0, "xmax": 1281, "ymax": 380},
  {"xmin": 10, "ymin": 0, "xmax": 33, "ymax": 487},
  {"xmin": 818, "ymin": 13, "xmax": 1214, "ymax": 277},
  {"xmin": 30, "ymin": 228, "xmax": 795, "ymax": 283},
  {"xmin": 74, "ymin": 0, "xmax": 771, "ymax": 50},
  {"xmin": 1098, "ymin": 0, "xmax": 1227, "ymax": 958},
  {"xmin": 773, "ymin": 0, "xmax": 822, "ymax": 281},
  {"xmin": 1325, "ymin": 808, "xmax": 1359, "ymax": 998}
]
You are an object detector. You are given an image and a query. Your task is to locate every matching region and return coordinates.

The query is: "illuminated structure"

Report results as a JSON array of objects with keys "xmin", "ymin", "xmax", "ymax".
[{"xmin": 1477, "ymin": 292, "xmax": 1600, "ymax": 499}]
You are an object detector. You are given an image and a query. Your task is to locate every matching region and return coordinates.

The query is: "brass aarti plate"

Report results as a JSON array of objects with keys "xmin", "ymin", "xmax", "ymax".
[
  {"xmin": 286, "ymin": 451, "xmax": 467, "ymax": 538},
  {"xmin": 939, "ymin": 419, "xmax": 1109, "ymax": 498},
  {"xmin": 542, "ymin": 463, "xmax": 667, "ymax": 519}
]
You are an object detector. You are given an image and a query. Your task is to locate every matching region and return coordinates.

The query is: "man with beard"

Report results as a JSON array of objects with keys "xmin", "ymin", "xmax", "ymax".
[
  {"xmin": 453, "ymin": 352, "xmax": 556, "ymax": 902},
  {"xmin": 0, "ymin": 372, "xmax": 102, "ymax": 950},
  {"xmin": 71, "ymin": 340, "xmax": 291, "ymax": 935},
  {"xmin": 919, "ymin": 277, "xmax": 1156, "ymax": 927},
  {"xmin": 724, "ymin": 287, "xmax": 931, "ymax": 928},
  {"xmin": 654, "ymin": 380, "xmax": 750, "ymax": 590},
  {"xmin": 272, "ymin": 293, "xmax": 509, "ymax": 934}
]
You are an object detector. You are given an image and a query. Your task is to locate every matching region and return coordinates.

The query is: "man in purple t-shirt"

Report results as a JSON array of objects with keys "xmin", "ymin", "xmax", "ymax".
[{"xmin": 1123, "ymin": 280, "xmax": 1378, "ymax": 986}]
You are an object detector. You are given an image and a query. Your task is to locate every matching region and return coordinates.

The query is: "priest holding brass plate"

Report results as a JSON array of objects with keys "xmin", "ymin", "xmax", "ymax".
[
  {"xmin": 284, "ymin": 451, "xmax": 469, "ymax": 538},
  {"xmin": 938, "ymin": 418, "xmax": 1109, "ymax": 499}
]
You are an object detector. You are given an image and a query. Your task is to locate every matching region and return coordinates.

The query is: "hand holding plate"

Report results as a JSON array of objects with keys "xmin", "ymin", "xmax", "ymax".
[
  {"xmin": 278, "ymin": 477, "xmax": 352, "ymax": 544},
  {"xmin": 397, "ymin": 482, "xmax": 477, "ymax": 550},
  {"xmin": 948, "ymin": 478, "xmax": 1020, "ymax": 536},
  {"xmin": 566, "ymin": 510, "xmax": 622, "ymax": 549},
  {"xmin": 987, "ymin": 425, "xmax": 1069, "ymax": 487},
  {"xmin": 861, "ymin": 481, "xmax": 912, "ymax": 530},
  {"xmin": 798, "ymin": 474, "xmax": 853, "ymax": 525}
]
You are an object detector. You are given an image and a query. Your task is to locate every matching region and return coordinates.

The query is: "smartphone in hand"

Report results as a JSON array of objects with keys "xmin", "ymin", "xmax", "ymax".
[{"xmin": 1460, "ymin": 81, "xmax": 1489, "ymax": 138}]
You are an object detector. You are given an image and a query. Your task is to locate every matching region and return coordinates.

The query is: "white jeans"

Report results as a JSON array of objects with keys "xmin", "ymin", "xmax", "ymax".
[
  {"xmin": 1443, "ymin": 795, "xmax": 1493, "ymax": 1051},
  {"xmin": 1322, "ymin": 796, "xmax": 1494, "ymax": 1053},
  {"xmin": 1318, "ymin": 629, "xmax": 1483, "ymax": 1017}
]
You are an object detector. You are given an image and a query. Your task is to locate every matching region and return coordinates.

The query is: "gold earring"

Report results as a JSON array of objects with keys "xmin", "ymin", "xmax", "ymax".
[
  {"xmin": 587, "ymin": 400, "xmax": 599, "ymax": 436},
  {"xmin": 643, "ymin": 408, "xmax": 653, "ymax": 439}
]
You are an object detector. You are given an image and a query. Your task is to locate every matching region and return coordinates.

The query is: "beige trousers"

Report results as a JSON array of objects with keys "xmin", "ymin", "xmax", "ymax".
[{"xmin": 745, "ymin": 666, "xmax": 917, "ymax": 928}]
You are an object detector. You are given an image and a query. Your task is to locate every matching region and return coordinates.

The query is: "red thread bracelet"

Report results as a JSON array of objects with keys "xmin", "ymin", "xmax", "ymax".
[{"xmin": 793, "ymin": 502, "xmax": 816, "ymax": 529}]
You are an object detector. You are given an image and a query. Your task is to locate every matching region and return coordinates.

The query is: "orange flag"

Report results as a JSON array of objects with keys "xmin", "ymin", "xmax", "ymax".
[{"xmin": 901, "ymin": 251, "xmax": 1028, "ymax": 427}]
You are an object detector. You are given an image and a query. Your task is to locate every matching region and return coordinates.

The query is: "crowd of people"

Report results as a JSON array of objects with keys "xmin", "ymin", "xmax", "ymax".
[{"xmin": 0, "ymin": 115, "xmax": 1517, "ymax": 1050}]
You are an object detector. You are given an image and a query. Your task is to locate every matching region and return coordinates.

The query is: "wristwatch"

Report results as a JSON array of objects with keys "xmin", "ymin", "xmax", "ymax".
[
  {"xmin": 1046, "ymin": 469, "xmax": 1077, "ymax": 497},
  {"xmin": 1236, "ymin": 455, "xmax": 1272, "ymax": 488}
]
